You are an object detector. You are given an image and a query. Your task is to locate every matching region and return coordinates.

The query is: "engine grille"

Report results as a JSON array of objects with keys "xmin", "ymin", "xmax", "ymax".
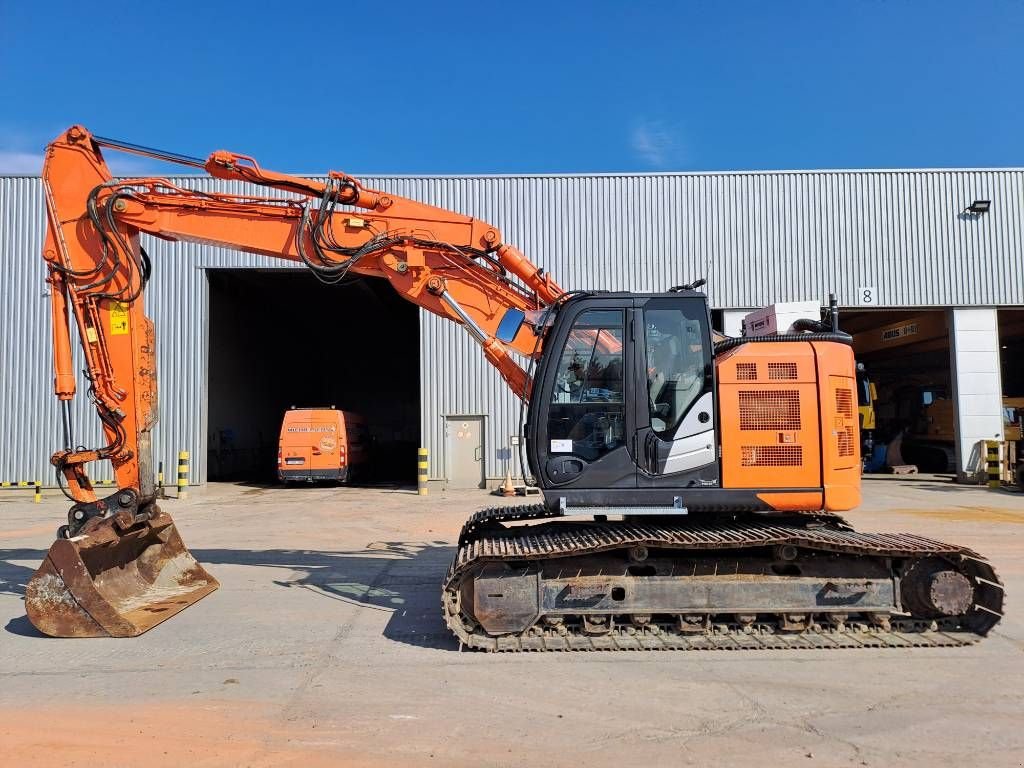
[
  {"xmin": 768, "ymin": 362, "xmax": 798, "ymax": 380},
  {"xmin": 738, "ymin": 390, "xmax": 801, "ymax": 431},
  {"xmin": 736, "ymin": 363, "xmax": 758, "ymax": 381},
  {"xmin": 741, "ymin": 445, "xmax": 803, "ymax": 466},
  {"xmin": 838, "ymin": 427, "xmax": 855, "ymax": 457},
  {"xmin": 836, "ymin": 388, "xmax": 854, "ymax": 418}
]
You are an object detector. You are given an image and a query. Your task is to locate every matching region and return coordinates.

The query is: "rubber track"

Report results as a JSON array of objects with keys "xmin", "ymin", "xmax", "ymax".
[
  {"xmin": 443, "ymin": 509, "xmax": 1004, "ymax": 652},
  {"xmin": 457, "ymin": 504, "xmax": 549, "ymax": 547},
  {"xmin": 456, "ymin": 504, "xmax": 854, "ymax": 547}
]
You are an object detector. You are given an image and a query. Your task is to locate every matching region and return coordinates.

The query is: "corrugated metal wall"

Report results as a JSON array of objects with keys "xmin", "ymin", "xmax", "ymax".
[{"xmin": 2, "ymin": 169, "xmax": 1023, "ymax": 484}]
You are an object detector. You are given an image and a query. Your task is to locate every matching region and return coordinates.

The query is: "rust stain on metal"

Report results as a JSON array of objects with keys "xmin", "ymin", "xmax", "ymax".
[{"xmin": 24, "ymin": 507, "xmax": 218, "ymax": 637}]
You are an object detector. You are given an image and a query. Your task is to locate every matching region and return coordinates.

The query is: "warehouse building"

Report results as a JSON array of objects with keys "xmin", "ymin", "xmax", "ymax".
[{"xmin": 2, "ymin": 168, "xmax": 1022, "ymax": 488}]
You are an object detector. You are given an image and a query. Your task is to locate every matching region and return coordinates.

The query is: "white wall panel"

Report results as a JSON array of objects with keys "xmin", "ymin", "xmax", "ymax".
[{"xmin": 948, "ymin": 308, "xmax": 1004, "ymax": 480}]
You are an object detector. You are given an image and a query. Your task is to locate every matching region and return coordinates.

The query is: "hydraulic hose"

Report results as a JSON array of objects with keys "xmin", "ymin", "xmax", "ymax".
[{"xmin": 714, "ymin": 331, "xmax": 853, "ymax": 356}]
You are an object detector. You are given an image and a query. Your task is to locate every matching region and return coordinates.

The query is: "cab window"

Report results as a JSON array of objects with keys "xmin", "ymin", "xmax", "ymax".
[
  {"xmin": 547, "ymin": 310, "xmax": 625, "ymax": 461},
  {"xmin": 645, "ymin": 306, "xmax": 710, "ymax": 435},
  {"xmin": 550, "ymin": 310, "xmax": 624, "ymax": 405}
]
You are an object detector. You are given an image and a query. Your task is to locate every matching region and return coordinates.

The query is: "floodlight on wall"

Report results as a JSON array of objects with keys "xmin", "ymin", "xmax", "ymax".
[{"xmin": 965, "ymin": 199, "xmax": 991, "ymax": 214}]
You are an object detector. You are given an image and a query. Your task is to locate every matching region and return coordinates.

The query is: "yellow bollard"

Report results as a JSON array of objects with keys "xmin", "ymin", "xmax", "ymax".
[
  {"xmin": 986, "ymin": 441, "xmax": 1001, "ymax": 490},
  {"xmin": 177, "ymin": 450, "xmax": 190, "ymax": 500},
  {"xmin": 34, "ymin": 482, "xmax": 41, "ymax": 503},
  {"xmin": 418, "ymin": 448, "xmax": 429, "ymax": 496}
]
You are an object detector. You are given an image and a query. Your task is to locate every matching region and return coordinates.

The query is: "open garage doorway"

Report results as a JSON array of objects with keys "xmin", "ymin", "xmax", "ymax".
[
  {"xmin": 999, "ymin": 309, "xmax": 1024, "ymax": 398},
  {"xmin": 842, "ymin": 308, "xmax": 955, "ymax": 473},
  {"xmin": 206, "ymin": 269, "xmax": 420, "ymax": 484}
]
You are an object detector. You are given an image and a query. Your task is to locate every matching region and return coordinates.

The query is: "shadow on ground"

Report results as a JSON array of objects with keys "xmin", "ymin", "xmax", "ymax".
[
  {"xmin": 863, "ymin": 475, "xmax": 993, "ymax": 494},
  {"xmin": 226, "ymin": 480, "xmax": 421, "ymax": 494},
  {"xmin": 196, "ymin": 543, "xmax": 459, "ymax": 650},
  {"xmin": 1, "ymin": 542, "xmax": 459, "ymax": 649}
]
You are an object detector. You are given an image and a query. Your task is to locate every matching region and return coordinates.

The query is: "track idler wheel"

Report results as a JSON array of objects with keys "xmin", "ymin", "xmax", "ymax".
[{"xmin": 901, "ymin": 558, "xmax": 975, "ymax": 618}]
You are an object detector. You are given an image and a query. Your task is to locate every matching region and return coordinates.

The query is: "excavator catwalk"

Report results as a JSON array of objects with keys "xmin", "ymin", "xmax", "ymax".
[{"xmin": 24, "ymin": 125, "xmax": 1005, "ymax": 648}]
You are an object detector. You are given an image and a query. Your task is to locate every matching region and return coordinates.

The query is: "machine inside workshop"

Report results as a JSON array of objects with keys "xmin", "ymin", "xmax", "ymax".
[{"xmin": 25, "ymin": 126, "xmax": 1003, "ymax": 649}]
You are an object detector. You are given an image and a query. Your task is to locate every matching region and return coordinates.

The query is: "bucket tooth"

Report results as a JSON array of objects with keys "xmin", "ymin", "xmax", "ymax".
[{"xmin": 24, "ymin": 508, "xmax": 218, "ymax": 638}]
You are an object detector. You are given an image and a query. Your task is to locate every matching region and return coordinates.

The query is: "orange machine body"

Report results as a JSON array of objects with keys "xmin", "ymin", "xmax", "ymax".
[
  {"xmin": 278, "ymin": 408, "xmax": 368, "ymax": 483},
  {"xmin": 717, "ymin": 340, "xmax": 861, "ymax": 513}
]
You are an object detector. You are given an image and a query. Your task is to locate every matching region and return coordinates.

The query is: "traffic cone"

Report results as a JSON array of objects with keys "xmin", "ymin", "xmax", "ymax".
[{"xmin": 501, "ymin": 466, "xmax": 516, "ymax": 497}]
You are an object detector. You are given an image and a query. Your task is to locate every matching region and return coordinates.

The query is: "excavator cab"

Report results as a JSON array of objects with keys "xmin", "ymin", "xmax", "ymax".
[{"xmin": 527, "ymin": 290, "xmax": 718, "ymax": 509}]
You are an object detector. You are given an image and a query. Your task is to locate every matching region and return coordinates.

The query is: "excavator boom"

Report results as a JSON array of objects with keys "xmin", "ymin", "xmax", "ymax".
[{"xmin": 28, "ymin": 126, "xmax": 562, "ymax": 636}]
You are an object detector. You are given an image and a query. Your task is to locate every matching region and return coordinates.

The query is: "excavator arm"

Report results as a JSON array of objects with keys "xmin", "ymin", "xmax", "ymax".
[
  {"xmin": 43, "ymin": 125, "xmax": 563, "ymax": 506},
  {"xmin": 26, "ymin": 125, "xmax": 564, "ymax": 637}
]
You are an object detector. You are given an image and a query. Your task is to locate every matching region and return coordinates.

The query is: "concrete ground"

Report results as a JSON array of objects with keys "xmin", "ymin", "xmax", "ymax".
[{"xmin": 1, "ymin": 477, "xmax": 1022, "ymax": 767}]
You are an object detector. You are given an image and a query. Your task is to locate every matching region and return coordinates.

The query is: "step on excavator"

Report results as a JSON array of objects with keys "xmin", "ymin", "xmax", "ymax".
[{"xmin": 25, "ymin": 126, "xmax": 1004, "ymax": 648}]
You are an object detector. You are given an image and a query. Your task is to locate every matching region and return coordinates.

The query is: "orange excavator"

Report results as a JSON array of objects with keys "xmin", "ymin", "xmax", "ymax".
[{"xmin": 26, "ymin": 126, "xmax": 1003, "ymax": 649}]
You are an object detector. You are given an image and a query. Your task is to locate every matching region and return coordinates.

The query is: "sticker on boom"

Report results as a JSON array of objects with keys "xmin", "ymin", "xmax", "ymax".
[{"xmin": 110, "ymin": 301, "xmax": 130, "ymax": 335}]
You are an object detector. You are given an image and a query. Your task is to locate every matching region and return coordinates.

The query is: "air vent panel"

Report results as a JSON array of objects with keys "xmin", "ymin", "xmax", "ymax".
[
  {"xmin": 836, "ymin": 388, "xmax": 854, "ymax": 418},
  {"xmin": 838, "ymin": 426, "xmax": 855, "ymax": 457},
  {"xmin": 768, "ymin": 362, "xmax": 798, "ymax": 380},
  {"xmin": 741, "ymin": 445, "xmax": 803, "ymax": 467},
  {"xmin": 738, "ymin": 390, "xmax": 801, "ymax": 431},
  {"xmin": 736, "ymin": 363, "xmax": 758, "ymax": 381}
]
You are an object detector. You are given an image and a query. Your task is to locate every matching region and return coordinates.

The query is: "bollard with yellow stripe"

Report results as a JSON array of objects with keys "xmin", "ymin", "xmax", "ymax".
[
  {"xmin": 177, "ymin": 450, "xmax": 190, "ymax": 500},
  {"xmin": 418, "ymin": 448, "xmax": 429, "ymax": 496},
  {"xmin": 986, "ymin": 441, "xmax": 1002, "ymax": 489},
  {"xmin": 1, "ymin": 480, "xmax": 44, "ymax": 500}
]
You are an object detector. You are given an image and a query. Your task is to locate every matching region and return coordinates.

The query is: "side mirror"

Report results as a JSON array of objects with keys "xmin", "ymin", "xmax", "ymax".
[{"xmin": 496, "ymin": 308, "xmax": 526, "ymax": 343}]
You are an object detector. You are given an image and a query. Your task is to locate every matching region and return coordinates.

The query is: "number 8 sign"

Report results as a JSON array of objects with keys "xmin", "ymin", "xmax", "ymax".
[{"xmin": 857, "ymin": 286, "xmax": 877, "ymax": 306}]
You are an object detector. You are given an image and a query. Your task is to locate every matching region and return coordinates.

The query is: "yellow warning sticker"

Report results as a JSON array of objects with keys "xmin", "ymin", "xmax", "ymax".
[{"xmin": 110, "ymin": 301, "xmax": 130, "ymax": 335}]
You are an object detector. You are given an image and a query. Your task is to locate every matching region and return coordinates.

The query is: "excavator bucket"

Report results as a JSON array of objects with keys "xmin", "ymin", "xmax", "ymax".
[{"xmin": 24, "ymin": 509, "xmax": 218, "ymax": 637}]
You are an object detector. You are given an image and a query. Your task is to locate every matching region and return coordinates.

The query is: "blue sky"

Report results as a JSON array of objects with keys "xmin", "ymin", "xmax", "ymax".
[{"xmin": 1, "ymin": 2, "xmax": 1021, "ymax": 175}]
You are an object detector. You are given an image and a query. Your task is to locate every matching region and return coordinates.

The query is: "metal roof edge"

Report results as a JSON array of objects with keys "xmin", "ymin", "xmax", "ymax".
[{"xmin": 4, "ymin": 167, "xmax": 1024, "ymax": 181}]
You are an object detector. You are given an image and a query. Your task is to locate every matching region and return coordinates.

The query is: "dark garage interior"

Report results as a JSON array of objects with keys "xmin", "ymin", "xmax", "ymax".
[
  {"xmin": 206, "ymin": 269, "xmax": 420, "ymax": 483},
  {"xmin": 844, "ymin": 309, "xmax": 954, "ymax": 471},
  {"xmin": 999, "ymin": 309, "xmax": 1024, "ymax": 397}
]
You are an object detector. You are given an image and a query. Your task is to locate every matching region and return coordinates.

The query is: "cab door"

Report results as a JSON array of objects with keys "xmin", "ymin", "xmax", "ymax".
[
  {"xmin": 534, "ymin": 298, "xmax": 638, "ymax": 490},
  {"xmin": 634, "ymin": 296, "xmax": 719, "ymax": 488}
]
